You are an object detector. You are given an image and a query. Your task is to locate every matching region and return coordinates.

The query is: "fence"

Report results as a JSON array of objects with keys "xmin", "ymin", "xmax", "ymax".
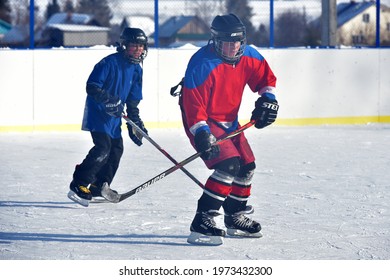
[{"xmin": 0, "ymin": 0, "xmax": 389, "ymax": 48}]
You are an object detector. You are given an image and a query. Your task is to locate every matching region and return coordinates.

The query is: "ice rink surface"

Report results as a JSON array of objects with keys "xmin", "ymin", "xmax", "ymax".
[{"xmin": 0, "ymin": 124, "xmax": 389, "ymax": 261}]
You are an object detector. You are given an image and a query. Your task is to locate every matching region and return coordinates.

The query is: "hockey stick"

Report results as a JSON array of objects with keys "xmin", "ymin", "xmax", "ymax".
[
  {"xmin": 102, "ymin": 120, "xmax": 255, "ymax": 203},
  {"xmin": 122, "ymin": 114, "xmax": 205, "ymax": 189}
]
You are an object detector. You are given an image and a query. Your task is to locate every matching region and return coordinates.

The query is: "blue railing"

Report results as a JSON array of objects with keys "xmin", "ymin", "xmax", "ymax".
[{"xmin": 2, "ymin": 0, "xmax": 387, "ymax": 49}]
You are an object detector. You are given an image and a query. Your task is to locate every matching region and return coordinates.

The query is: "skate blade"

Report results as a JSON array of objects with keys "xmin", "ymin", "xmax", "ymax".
[
  {"xmin": 187, "ymin": 232, "xmax": 224, "ymax": 246},
  {"xmin": 226, "ymin": 228, "xmax": 263, "ymax": 238},
  {"xmin": 67, "ymin": 190, "xmax": 90, "ymax": 207},
  {"xmin": 101, "ymin": 183, "xmax": 120, "ymax": 203},
  {"xmin": 90, "ymin": 197, "xmax": 109, "ymax": 203}
]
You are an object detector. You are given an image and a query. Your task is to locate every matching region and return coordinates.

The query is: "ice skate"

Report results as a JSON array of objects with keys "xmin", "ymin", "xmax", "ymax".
[
  {"xmin": 67, "ymin": 181, "xmax": 92, "ymax": 207},
  {"xmin": 100, "ymin": 182, "xmax": 120, "ymax": 202},
  {"xmin": 89, "ymin": 183, "xmax": 103, "ymax": 197},
  {"xmin": 187, "ymin": 210, "xmax": 226, "ymax": 246},
  {"xmin": 224, "ymin": 205, "xmax": 263, "ymax": 238},
  {"xmin": 90, "ymin": 182, "xmax": 118, "ymax": 203}
]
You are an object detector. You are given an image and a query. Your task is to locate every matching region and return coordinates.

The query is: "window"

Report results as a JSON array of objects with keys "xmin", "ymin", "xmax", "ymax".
[
  {"xmin": 362, "ymin": 13, "xmax": 370, "ymax": 23},
  {"xmin": 352, "ymin": 34, "xmax": 365, "ymax": 44}
]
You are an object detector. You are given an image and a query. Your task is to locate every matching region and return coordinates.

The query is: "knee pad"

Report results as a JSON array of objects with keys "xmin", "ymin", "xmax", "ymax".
[
  {"xmin": 235, "ymin": 162, "xmax": 256, "ymax": 186},
  {"xmin": 213, "ymin": 157, "xmax": 241, "ymax": 177}
]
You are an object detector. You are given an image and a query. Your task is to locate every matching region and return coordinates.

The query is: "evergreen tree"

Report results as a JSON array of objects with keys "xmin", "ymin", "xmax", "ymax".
[
  {"xmin": 0, "ymin": 0, "xmax": 12, "ymax": 23},
  {"xmin": 225, "ymin": 0, "xmax": 257, "ymax": 45},
  {"xmin": 45, "ymin": 0, "xmax": 61, "ymax": 20},
  {"xmin": 275, "ymin": 8, "xmax": 308, "ymax": 47},
  {"xmin": 256, "ymin": 23, "xmax": 270, "ymax": 47},
  {"xmin": 76, "ymin": 0, "xmax": 112, "ymax": 27}
]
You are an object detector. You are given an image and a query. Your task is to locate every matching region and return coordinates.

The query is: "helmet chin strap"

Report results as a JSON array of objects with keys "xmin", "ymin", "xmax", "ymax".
[
  {"xmin": 116, "ymin": 43, "xmax": 146, "ymax": 64},
  {"xmin": 124, "ymin": 51, "xmax": 142, "ymax": 64}
]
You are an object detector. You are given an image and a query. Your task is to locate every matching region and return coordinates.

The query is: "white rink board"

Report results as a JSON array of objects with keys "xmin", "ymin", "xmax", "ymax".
[{"xmin": 0, "ymin": 47, "xmax": 389, "ymax": 128}]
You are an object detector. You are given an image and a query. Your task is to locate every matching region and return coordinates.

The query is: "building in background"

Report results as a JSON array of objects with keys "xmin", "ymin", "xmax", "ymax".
[
  {"xmin": 310, "ymin": 1, "xmax": 390, "ymax": 47},
  {"xmin": 38, "ymin": 12, "xmax": 110, "ymax": 47},
  {"xmin": 337, "ymin": 1, "xmax": 390, "ymax": 46},
  {"xmin": 151, "ymin": 15, "xmax": 209, "ymax": 47}
]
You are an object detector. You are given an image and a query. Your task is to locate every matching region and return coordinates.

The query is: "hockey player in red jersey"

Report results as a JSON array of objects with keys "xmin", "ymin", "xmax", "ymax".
[{"xmin": 180, "ymin": 14, "xmax": 279, "ymax": 245}]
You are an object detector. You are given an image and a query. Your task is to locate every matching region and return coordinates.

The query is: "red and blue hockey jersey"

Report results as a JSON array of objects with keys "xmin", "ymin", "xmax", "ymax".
[{"xmin": 181, "ymin": 43, "xmax": 277, "ymax": 135}]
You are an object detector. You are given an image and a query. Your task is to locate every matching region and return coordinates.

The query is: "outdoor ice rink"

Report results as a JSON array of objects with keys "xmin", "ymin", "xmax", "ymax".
[{"xmin": 0, "ymin": 124, "xmax": 389, "ymax": 260}]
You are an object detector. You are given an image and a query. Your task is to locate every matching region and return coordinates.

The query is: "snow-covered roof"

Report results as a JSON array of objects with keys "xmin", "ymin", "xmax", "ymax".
[
  {"xmin": 46, "ymin": 12, "xmax": 93, "ymax": 25},
  {"xmin": 122, "ymin": 15, "xmax": 155, "ymax": 36},
  {"xmin": 158, "ymin": 15, "xmax": 195, "ymax": 38},
  {"xmin": 46, "ymin": 24, "xmax": 110, "ymax": 32},
  {"xmin": 337, "ymin": 1, "xmax": 376, "ymax": 27}
]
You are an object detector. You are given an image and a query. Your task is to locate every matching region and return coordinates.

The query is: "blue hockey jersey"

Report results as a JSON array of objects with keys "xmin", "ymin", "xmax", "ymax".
[{"xmin": 82, "ymin": 52, "xmax": 143, "ymax": 138}]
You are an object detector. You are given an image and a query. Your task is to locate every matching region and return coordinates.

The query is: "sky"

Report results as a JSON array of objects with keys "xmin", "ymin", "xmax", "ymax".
[{"xmin": 0, "ymin": 124, "xmax": 389, "ymax": 279}]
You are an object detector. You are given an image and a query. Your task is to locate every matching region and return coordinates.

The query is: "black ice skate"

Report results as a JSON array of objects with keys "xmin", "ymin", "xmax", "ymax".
[
  {"xmin": 67, "ymin": 181, "xmax": 92, "ymax": 207},
  {"xmin": 89, "ymin": 183, "xmax": 103, "ymax": 197},
  {"xmin": 224, "ymin": 205, "xmax": 263, "ymax": 238},
  {"xmin": 187, "ymin": 210, "xmax": 226, "ymax": 246}
]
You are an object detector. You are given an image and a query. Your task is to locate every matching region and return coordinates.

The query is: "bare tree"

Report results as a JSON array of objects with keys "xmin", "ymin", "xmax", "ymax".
[{"xmin": 192, "ymin": 0, "xmax": 225, "ymax": 26}]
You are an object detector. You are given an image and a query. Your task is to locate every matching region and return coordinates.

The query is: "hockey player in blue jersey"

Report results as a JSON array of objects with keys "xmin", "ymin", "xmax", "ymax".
[{"xmin": 68, "ymin": 28, "xmax": 149, "ymax": 207}]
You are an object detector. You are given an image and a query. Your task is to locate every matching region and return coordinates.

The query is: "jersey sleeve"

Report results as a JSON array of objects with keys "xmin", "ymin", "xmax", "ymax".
[
  {"xmin": 86, "ymin": 58, "xmax": 111, "ymax": 89},
  {"xmin": 182, "ymin": 63, "xmax": 214, "ymax": 134},
  {"xmin": 245, "ymin": 47, "xmax": 277, "ymax": 94}
]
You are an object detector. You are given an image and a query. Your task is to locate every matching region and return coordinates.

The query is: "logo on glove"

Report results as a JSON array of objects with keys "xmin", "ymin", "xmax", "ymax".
[{"xmin": 262, "ymin": 102, "xmax": 279, "ymax": 111}]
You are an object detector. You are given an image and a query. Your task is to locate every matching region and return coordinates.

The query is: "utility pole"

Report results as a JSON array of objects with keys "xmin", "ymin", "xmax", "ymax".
[{"xmin": 321, "ymin": 0, "xmax": 337, "ymax": 47}]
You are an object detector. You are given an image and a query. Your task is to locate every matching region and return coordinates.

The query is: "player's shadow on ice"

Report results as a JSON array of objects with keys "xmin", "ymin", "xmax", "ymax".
[
  {"xmin": 0, "ymin": 232, "xmax": 190, "ymax": 246},
  {"xmin": 0, "ymin": 201, "xmax": 191, "ymax": 246},
  {"xmin": 0, "ymin": 200, "xmax": 76, "ymax": 209}
]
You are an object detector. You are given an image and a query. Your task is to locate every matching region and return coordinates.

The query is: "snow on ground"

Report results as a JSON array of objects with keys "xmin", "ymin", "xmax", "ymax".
[{"xmin": 0, "ymin": 125, "xmax": 389, "ymax": 278}]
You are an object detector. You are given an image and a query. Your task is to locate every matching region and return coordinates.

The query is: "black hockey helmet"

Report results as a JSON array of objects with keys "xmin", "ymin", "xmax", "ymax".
[
  {"xmin": 210, "ymin": 14, "xmax": 246, "ymax": 64},
  {"xmin": 118, "ymin": 27, "xmax": 148, "ymax": 63}
]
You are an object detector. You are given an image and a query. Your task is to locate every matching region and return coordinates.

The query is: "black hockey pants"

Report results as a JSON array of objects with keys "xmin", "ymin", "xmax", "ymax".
[{"xmin": 72, "ymin": 132, "xmax": 124, "ymax": 187}]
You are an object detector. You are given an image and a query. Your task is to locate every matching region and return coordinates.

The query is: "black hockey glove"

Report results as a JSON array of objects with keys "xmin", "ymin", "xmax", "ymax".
[
  {"xmin": 127, "ymin": 120, "xmax": 148, "ymax": 146},
  {"xmin": 126, "ymin": 100, "xmax": 148, "ymax": 146},
  {"xmin": 87, "ymin": 84, "xmax": 109, "ymax": 103},
  {"xmin": 194, "ymin": 129, "xmax": 220, "ymax": 160},
  {"xmin": 86, "ymin": 85, "xmax": 124, "ymax": 118},
  {"xmin": 103, "ymin": 96, "xmax": 124, "ymax": 118},
  {"xmin": 251, "ymin": 92, "xmax": 279, "ymax": 129}
]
